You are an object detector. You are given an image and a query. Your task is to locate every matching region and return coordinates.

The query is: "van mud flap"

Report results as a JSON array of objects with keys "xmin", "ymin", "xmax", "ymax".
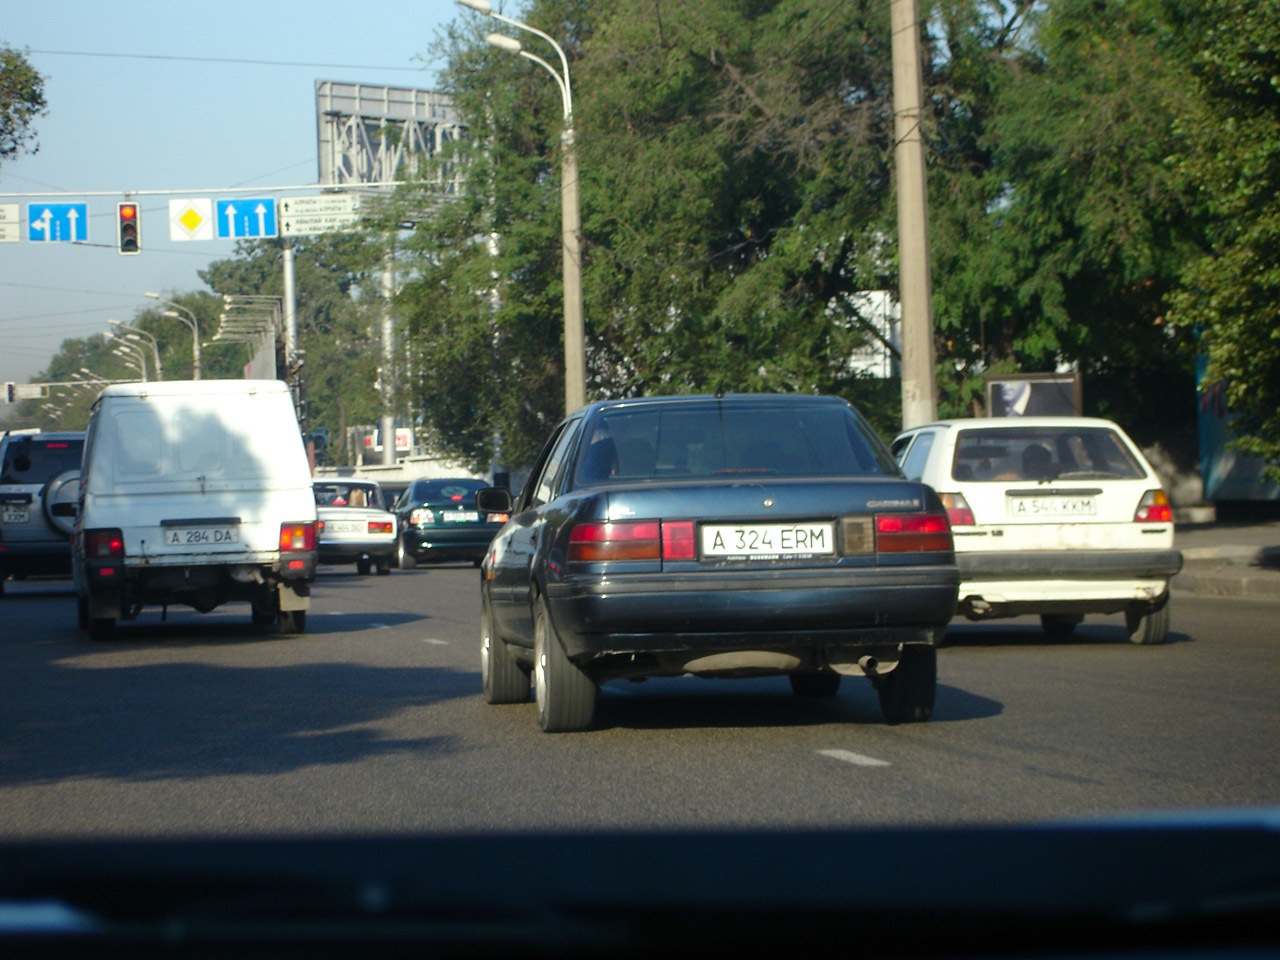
[{"xmin": 278, "ymin": 582, "xmax": 310, "ymax": 611}]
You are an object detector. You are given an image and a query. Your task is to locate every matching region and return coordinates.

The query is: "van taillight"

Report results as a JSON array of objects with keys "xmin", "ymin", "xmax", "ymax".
[
  {"xmin": 875, "ymin": 512, "xmax": 954, "ymax": 553},
  {"xmin": 1134, "ymin": 490, "xmax": 1173, "ymax": 523},
  {"xmin": 85, "ymin": 528, "xmax": 124, "ymax": 558},
  {"xmin": 279, "ymin": 522, "xmax": 316, "ymax": 552}
]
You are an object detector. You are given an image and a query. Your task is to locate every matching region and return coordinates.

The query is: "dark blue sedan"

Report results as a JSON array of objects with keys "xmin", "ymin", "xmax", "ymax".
[{"xmin": 475, "ymin": 394, "xmax": 960, "ymax": 732}]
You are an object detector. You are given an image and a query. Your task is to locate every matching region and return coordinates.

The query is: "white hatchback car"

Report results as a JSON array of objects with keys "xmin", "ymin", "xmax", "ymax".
[{"xmin": 891, "ymin": 417, "xmax": 1182, "ymax": 644}]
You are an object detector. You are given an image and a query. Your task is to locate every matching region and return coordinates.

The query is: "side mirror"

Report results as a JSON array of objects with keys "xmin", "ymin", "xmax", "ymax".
[{"xmin": 475, "ymin": 486, "xmax": 512, "ymax": 514}]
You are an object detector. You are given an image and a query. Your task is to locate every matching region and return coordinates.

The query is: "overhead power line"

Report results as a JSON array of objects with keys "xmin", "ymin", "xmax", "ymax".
[{"xmin": 28, "ymin": 48, "xmax": 432, "ymax": 73}]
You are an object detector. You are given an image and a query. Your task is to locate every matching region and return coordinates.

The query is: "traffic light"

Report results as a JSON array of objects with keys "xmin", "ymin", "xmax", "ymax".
[{"xmin": 117, "ymin": 201, "xmax": 140, "ymax": 255}]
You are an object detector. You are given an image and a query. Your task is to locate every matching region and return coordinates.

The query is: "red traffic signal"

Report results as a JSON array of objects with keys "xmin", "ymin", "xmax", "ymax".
[{"xmin": 117, "ymin": 201, "xmax": 140, "ymax": 255}]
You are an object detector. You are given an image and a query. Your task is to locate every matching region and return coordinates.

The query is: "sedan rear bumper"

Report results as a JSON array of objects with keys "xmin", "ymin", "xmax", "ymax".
[{"xmin": 544, "ymin": 565, "xmax": 959, "ymax": 658}]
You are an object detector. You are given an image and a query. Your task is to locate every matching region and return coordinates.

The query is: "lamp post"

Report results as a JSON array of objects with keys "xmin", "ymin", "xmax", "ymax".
[
  {"xmin": 143, "ymin": 292, "xmax": 202, "ymax": 379},
  {"xmin": 457, "ymin": 0, "xmax": 585, "ymax": 414},
  {"xmin": 111, "ymin": 344, "xmax": 148, "ymax": 381},
  {"xmin": 108, "ymin": 320, "xmax": 163, "ymax": 381}
]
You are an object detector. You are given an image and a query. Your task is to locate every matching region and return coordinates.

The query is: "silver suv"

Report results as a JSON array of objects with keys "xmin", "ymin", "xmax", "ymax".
[{"xmin": 0, "ymin": 430, "xmax": 85, "ymax": 596}]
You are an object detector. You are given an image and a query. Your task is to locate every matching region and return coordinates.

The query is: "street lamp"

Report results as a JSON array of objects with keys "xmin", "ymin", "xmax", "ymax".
[
  {"xmin": 457, "ymin": 0, "xmax": 585, "ymax": 414},
  {"xmin": 108, "ymin": 320, "xmax": 163, "ymax": 381},
  {"xmin": 111, "ymin": 344, "xmax": 147, "ymax": 381},
  {"xmin": 143, "ymin": 292, "xmax": 202, "ymax": 379}
]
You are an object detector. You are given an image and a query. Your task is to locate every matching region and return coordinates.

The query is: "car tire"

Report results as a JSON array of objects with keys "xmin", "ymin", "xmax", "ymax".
[
  {"xmin": 356, "ymin": 557, "xmax": 372, "ymax": 576},
  {"xmin": 87, "ymin": 616, "xmax": 115, "ymax": 642},
  {"xmin": 396, "ymin": 539, "xmax": 416, "ymax": 570},
  {"xmin": 482, "ymin": 596, "xmax": 530, "ymax": 704},
  {"xmin": 43, "ymin": 470, "xmax": 81, "ymax": 536},
  {"xmin": 876, "ymin": 644, "xmax": 936, "ymax": 724},
  {"xmin": 534, "ymin": 595, "xmax": 596, "ymax": 732},
  {"xmin": 376, "ymin": 557, "xmax": 392, "ymax": 576},
  {"xmin": 278, "ymin": 609, "xmax": 307, "ymax": 635},
  {"xmin": 1041, "ymin": 614, "xmax": 1082, "ymax": 639},
  {"xmin": 76, "ymin": 596, "xmax": 89, "ymax": 629},
  {"xmin": 789, "ymin": 671, "xmax": 841, "ymax": 697},
  {"xmin": 1126, "ymin": 603, "xmax": 1170, "ymax": 645}
]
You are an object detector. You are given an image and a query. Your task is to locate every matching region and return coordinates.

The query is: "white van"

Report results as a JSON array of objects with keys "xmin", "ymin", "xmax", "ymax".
[{"xmin": 73, "ymin": 380, "xmax": 318, "ymax": 640}]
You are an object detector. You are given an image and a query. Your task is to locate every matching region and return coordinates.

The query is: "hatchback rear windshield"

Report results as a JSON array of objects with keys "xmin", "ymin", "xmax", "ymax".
[
  {"xmin": 951, "ymin": 426, "xmax": 1146, "ymax": 483},
  {"xmin": 0, "ymin": 436, "xmax": 84, "ymax": 485},
  {"xmin": 574, "ymin": 400, "xmax": 897, "ymax": 484}
]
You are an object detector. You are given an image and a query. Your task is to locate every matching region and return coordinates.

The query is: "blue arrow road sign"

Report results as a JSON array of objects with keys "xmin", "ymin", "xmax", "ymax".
[
  {"xmin": 27, "ymin": 203, "xmax": 89, "ymax": 243},
  {"xmin": 215, "ymin": 198, "xmax": 278, "ymax": 238}
]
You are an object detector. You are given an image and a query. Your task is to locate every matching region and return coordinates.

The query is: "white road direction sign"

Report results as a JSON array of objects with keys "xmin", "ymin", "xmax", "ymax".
[
  {"xmin": 280, "ymin": 194, "xmax": 360, "ymax": 216},
  {"xmin": 0, "ymin": 204, "xmax": 20, "ymax": 243}
]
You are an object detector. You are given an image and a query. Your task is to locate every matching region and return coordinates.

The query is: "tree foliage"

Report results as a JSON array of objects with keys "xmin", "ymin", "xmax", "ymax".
[
  {"xmin": 0, "ymin": 45, "xmax": 46, "ymax": 162},
  {"xmin": 1162, "ymin": 0, "xmax": 1280, "ymax": 478}
]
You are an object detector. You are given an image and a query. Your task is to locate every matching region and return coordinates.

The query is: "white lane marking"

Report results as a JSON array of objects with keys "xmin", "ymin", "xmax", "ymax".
[
  {"xmin": 818, "ymin": 749, "xmax": 891, "ymax": 767},
  {"xmin": 417, "ymin": 638, "xmax": 448, "ymax": 645}
]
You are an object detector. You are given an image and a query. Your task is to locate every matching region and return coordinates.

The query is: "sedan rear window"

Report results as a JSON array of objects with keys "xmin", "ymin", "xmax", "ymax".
[
  {"xmin": 574, "ymin": 401, "xmax": 896, "ymax": 485},
  {"xmin": 952, "ymin": 426, "xmax": 1146, "ymax": 482}
]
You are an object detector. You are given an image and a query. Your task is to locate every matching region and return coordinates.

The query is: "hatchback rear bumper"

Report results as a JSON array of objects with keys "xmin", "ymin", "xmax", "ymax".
[{"xmin": 957, "ymin": 548, "xmax": 1183, "ymax": 582}]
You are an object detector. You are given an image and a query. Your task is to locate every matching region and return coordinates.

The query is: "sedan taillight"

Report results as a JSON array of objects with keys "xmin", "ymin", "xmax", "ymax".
[
  {"xmin": 569, "ymin": 521, "xmax": 661, "ymax": 562},
  {"xmin": 85, "ymin": 528, "xmax": 124, "ymax": 559},
  {"xmin": 875, "ymin": 512, "xmax": 954, "ymax": 553},
  {"xmin": 1134, "ymin": 490, "xmax": 1173, "ymax": 523},
  {"xmin": 279, "ymin": 522, "xmax": 316, "ymax": 552},
  {"xmin": 367, "ymin": 520, "xmax": 394, "ymax": 535}
]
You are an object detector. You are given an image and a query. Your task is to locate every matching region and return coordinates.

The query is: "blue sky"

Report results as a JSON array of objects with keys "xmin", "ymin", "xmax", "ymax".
[{"xmin": 1, "ymin": 0, "xmax": 460, "ymax": 387}]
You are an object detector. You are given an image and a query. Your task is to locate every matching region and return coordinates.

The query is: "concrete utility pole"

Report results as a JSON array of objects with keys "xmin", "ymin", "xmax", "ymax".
[{"xmin": 892, "ymin": 0, "xmax": 938, "ymax": 429}]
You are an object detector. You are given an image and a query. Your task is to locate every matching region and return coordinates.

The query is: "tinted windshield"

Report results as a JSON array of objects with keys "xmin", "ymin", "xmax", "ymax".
[
  {"xmin": 0, "ymin": 436, "xmax": 84, "ymax": 485},
  {"xmin": 412, "ymin": 479, "xmax": 486, "ymax": 501},
  {"xmin": 573, "ymin": 400, "xmax": 898, "ymax": 486},
  {"xmin": 952, "ymin": 426, "xmax": 1147, "ymax": 482}
]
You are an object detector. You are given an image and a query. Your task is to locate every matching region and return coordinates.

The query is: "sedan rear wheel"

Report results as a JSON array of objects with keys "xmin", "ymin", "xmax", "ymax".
[
  {"xmin": 396, "ymin": 538, "xmax": 416, "ymax": 570},
  {"xmin": 356, "ymin": 557, "xmax": 372, "ymax": 576},
  {"xmin": 482, "ymin": 597, "xmax": 530, "ymax": 704},
  {"xmin": 1040, "ymin": 614, "xmax": 1082, "ymax": 639},
  {"xmin": 789, "ymin": 671, "xmax": 841, "ymax": 697},
  {"xmin": 1126, "ymin": 603, "xmax": 1170, "ymax": 645},
  {"xmin": 534, "ymin": 595, "xmax": 596, "ymax": 732},
  {"xmin": 876, "ymin": 645, "xmax": 936, "ymax": 724}
]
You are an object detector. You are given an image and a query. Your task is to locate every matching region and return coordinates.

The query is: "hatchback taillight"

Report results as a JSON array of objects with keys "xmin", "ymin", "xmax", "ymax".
[
  {"xmin": 1134, "ymin": 490, "xmax": 1173, "ymax": 523},
  {"xmin": 938, "ymin": 493, "xmax": 975, "ymax": 528},
  {"xmin": 85, "ymin": 528, "xmax": 124, "ymax": 559},
  {"xmin": 875, "ymin": 512, "xmax": 954, "ymax": 553},
  {"xmin": 279, "ymin": 522, "xmax": 316, "ymax": 552}
]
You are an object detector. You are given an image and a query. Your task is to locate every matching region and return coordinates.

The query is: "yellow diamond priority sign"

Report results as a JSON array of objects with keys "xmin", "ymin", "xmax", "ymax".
[{"xmin": 168, "ymin": 198, "xmax": 214, "ymax": 241}]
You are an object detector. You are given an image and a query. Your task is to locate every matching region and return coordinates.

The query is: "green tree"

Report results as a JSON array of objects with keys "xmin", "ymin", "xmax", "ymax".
[
  {"xmin": 1164, "ymin": 0, "xmax": 1280, "ymax": 478},
  {"xmin": 0, "ymin": 44, "xmax": 46, "ymax": 163},
  {"xmin": 200, "ymin": 235, "xmax": 386, "ymax": 465}
]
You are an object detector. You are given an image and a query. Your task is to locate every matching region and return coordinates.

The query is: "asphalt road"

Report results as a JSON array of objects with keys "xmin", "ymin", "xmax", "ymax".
[{"xmin": 1, "ymin": 565, "xmax": 1277, "ymax": 840}]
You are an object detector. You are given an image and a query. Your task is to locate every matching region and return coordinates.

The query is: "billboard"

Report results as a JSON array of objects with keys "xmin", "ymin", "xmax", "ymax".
[{"xmin": 985, "ymin": 373, "xmax": 1081, "ymax": 417}]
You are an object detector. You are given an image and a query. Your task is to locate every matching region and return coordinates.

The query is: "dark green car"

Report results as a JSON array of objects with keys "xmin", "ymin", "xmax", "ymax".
[{"xmin": 392, "ymin": 477, "xmax": 507, "ymax": 569}]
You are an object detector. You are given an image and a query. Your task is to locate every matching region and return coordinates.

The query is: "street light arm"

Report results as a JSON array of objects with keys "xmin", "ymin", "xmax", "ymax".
[{"xmin": 462, "ymin": 0, "xmax": 573, "ymax": 118}]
